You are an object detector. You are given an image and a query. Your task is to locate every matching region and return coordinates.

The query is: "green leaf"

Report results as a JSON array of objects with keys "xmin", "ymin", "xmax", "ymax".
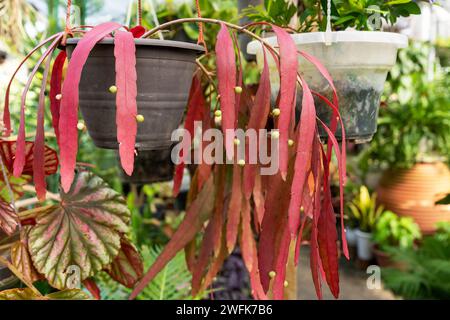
[
  {"xmin": 95, "ymin": 246, "xmax": 196, "ymax": 300},
  {"xmin": 334, "ymin": 15, "xmax": 356, "ymax": 26},
  {"xmin": 28, "ymin": 171, "xmax": 131, "ymax": 289},
  {"xmin": 386, "ymin": 0, "xmax": 412, "ymax": 5},
  {"xmin": 135, "ymin": 246, "xmax": 193, "ymax": 300},
  {"xmin": 321, "ymin": 0, "xmax": 339, "ymax": 17}
]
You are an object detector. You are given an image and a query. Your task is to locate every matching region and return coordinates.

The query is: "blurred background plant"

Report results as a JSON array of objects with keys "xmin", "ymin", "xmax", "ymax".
[
  {"xmin": 382, "ymin": 222, "xmax": 450, "ymax": 299},
  {"xmin": 243, "ymin": 0, "xmax": 423, "ymax": 32},
  {"xmin": 359, "ymin": 43, "xmax": 450, "ymax": 172},
  {"xmin": 373, "ymin": 211, "xmax": 421, "ymax": 251},
  {"xmin": 347, "ymin": 185, "xmax": 384, "ymax": 233}
]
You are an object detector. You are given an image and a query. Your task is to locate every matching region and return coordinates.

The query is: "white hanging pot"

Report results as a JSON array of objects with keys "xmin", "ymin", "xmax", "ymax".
[
  {"xmin": 247, "ymin": 31, "xmax": 407, "ymax": 143},
  {"xmin": 355, "ymin": 229, "xmax": 374, "ymax": 261}
]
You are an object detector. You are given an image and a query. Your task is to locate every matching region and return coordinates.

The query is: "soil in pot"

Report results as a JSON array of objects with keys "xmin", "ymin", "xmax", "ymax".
[
  {"xmin": 119, "ymin": 147, "xmax": 174, "ymax": 185},
  {"xmin": 377, "ymin": 162, "xmax": 450, "ymax": 234},
  {"xmin": 65, "ymin": 38, "xmax": 204, "ymax": 151}
]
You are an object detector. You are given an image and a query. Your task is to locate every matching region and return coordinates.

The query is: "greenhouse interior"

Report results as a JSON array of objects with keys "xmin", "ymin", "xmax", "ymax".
[{"xmin": 0, "ymin": 0, "xmax": 449, "ymax": 303}]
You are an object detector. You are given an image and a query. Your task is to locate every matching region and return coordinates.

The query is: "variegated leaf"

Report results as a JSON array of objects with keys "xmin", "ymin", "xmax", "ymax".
[
  {"xmin": 0, "ymin": 199, "xmax": 17, "ymax": 235},
  {"xmin": 28, "ymin": 171, "xmax": 130, "ymax": 289},
  {"xmin": 10, "ymin": 227, "xmax": 42, "ymax": 283},
  {"xmin": 0, "ymin": 288, "xmax": 90, "ymax": 300},
  {"xmin": 46, "ymin": 289, "xmax": 91, "ymax": 300},
  {"xmin": 0, "ymin": 140, "xmax": 58, "ymax": 178},
  {"xmin": 106, "ymin": 237, "xmax": 143, "ymax": 288}
]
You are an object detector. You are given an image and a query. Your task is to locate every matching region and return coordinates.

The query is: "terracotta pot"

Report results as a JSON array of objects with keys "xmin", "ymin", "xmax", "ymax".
[
  {"xmin": 377, "ymin": 162, "xmax": 450, "ymax": 234},
  {"xmin": 65, "ymin": 38, "xmax": 204, "ymax": 151},
  {"xmin": 373, "ymin": 246, "xmax": 406, "ymax": 270}
]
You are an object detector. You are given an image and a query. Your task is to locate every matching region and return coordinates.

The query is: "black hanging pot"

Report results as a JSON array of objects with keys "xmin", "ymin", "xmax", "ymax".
[
  {"xmin": 119, "ymin": 146, "xmax": 174, "ymax": 185},
  {"xmin": 65, "ymin": 38, "xmax": 204, "ymax": 150}
]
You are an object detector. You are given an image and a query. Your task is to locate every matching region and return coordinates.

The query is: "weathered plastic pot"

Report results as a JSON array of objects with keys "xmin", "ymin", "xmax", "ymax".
[
  {"xmin": 119, "ymin": 147, "xmax": 174, "ymax": 185},
  {"xmin": 247, "ymin": 31, "xmax": 408, "ymax": 143},
  {"xmin": 66, "ymin": 38, "xmax": 204, "ymax": 150}
]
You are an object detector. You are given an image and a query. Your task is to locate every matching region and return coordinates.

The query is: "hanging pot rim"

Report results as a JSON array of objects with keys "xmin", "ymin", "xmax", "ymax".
[
  {"xmin": 65, "ymin": 37, "xmax": 205, "ymax": 54},
  {"xmin": 247, "ymin": 31, "xmax": 408, "ymax": 54}
]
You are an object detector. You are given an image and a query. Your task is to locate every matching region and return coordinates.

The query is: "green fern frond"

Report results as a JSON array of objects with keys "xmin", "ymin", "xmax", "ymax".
[
  {"xmin": 136, "ymin": 246, "xmax": 193, "ymax": 300},
  {"xmin": 382, "ymin": 227, "xmax": 450, "ymax": 299},
  {"xmin": 95, "ymin": 245, "xmax": 197, "ymax": 300}
]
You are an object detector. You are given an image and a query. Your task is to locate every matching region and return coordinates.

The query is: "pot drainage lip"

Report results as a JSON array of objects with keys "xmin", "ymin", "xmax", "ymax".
[{"xmin": 66, "ymin": 38, "xmax": 205, "ymax": 54}]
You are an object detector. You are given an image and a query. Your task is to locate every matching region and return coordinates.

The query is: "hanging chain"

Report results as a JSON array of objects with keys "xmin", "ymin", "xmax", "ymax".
[
  {"xmin": 326, "ymin": 0, "xmax": 331, "ymax": 29},
  {"xmin": 138, "ymin": 0, "xmax": 142, "ymax": 26},
  {"xmin": 62, "ymin": 0, "xmax": 73, "ymax": 45},
  {"xmin": 195, "ymin": 0, "xmax": 206, "ymax": 50},
  {"xmin": 325, "ymin": 0, "xmax": 332, "ymax": 45},
  {"xmin": 65, "ymin": 0, "xmax": 72, "ymax": 31}
]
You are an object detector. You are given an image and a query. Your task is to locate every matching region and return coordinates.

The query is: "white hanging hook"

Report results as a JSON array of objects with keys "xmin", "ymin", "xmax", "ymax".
[{"xmin": 325, "ymin": 0, "xmax": 332, "ymax": 45}]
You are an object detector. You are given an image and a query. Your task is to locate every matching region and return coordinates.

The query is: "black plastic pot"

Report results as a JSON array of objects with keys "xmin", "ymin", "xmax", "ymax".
[
  {"xmin": 119, "ymin": 147, "xmax": 174, "ymax": 185},
  {"xmin": 65, "ymin": 38, "xmax": 204, "ymax": 150}
]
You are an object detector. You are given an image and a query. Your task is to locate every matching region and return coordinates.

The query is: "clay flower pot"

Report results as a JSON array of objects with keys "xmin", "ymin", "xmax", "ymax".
[
  {"xmin": 65, "ymin": 38, "xmax": 204, "ymax": 151},
  {"xmin": 377, "ymin": 162, "xmax": 450, "ymax": 234},
  {"xmin": 373, "ymin": 245, "xmax": 407, "ymax": 270}
]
